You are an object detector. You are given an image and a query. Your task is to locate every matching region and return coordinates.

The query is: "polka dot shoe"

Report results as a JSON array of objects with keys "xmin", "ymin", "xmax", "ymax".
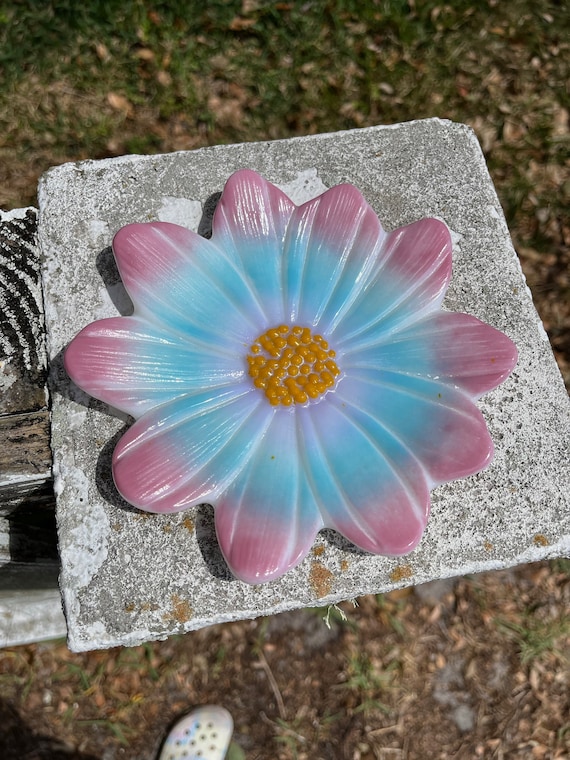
[{"xmin": 158, "ymin": 706, "xmax": 233, "ymax": 760}]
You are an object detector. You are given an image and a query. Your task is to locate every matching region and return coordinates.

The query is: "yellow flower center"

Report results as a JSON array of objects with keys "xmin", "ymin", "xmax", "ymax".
[{"xmin": 247, "ymin": 325, "xmax": 340, "ymax": 407}]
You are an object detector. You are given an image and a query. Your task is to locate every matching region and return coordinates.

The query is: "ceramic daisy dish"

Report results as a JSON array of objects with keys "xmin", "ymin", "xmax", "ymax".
[{"xmin": 64, "ymin": 169, "xmax": 517, "ymax": 584}]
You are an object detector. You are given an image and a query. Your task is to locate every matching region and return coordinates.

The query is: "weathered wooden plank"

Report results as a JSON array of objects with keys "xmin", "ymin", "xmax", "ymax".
[
  {"xmin": 0, "ymin": 587, "xmax": 65, "ymax": 647},
  {"xmin": 1, "ymin": 208, "xmax": 55, "ymax": 527},
  {"xmin": 0, "ymin": 208, "xmax": 47, "ymax": 414},
  {"xmin": 0, "ymin": 411, "xmax": 52, "ymax": 510},
  {"xmin": 1, "ymin": 207, "xmax": 53, "ymax": 510},
  {"xmin": 0, "ymin": 207, "xmax": 62, "ymax": 644},
  {"xmin": 0, "ymin": 500, "xmax": 58, "ymax": 568}
]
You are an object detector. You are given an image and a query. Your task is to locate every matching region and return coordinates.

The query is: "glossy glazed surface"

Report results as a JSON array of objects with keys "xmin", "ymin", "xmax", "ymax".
[{"xmin": 65, "ymin": 170, "xmax": 518, "ymax": 583}]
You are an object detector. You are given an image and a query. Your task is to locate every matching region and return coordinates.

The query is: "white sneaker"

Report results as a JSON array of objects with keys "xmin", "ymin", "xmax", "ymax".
[{"xmin": 158, "ymin": 705, "xmax": 234, "ymax": 760}]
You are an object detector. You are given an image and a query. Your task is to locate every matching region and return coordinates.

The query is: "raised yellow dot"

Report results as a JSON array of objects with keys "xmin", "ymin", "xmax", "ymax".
[
  {"xmin": 247, "ymin": 325, "xmax": 341, "ymax": 407},
  {"xmin": 325, "ymin": 359, "xmax": 339, "ymax": 374}
]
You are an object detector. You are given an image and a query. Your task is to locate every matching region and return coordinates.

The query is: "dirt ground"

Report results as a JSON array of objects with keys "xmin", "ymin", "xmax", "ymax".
[{"xmin": 1, "ymin": 562, "xmax": 569, "ymax": 760}]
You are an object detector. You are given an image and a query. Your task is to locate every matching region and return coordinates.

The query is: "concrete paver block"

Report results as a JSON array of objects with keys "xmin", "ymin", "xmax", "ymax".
[{"xmin": 39, "ymin": 119, "xmax": 570, "ymax": 652}]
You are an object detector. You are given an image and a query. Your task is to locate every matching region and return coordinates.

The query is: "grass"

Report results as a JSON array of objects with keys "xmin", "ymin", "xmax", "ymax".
[
  {"xmin": 272, "ymin": 716, "xmax": 308, "ymax": 758},
  {"xmin": 1, "ymin": 2, "xmax": 569, "ymax": 228},
  {"xmin": 496, "ymin": 610, "xmax": 570, "ymax": 664},
  {"xmin": 320, "ymin": 600, "xmax": 358, "ymax": 630},
  {"xmin": 75, "ymin": 718, "xmax": 133, "ymax": 745},
  {"xmin": 341, "ymin": 652, "xmax": 395, "ymax": 715},
  {"xmin": 376, "ymin": 593, "xmax": 408, "ymax": 637},
  {"xmin": 1, "ymin": 566, "xmax": 569, "ymax": 758}
]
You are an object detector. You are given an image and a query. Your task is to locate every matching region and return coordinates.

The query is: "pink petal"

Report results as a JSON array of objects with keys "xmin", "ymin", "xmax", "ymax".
[
  {"xmin": 299, "ymin": 400, "xmax": 430, "ymax": 556},
  {"xmin": 335, "ymin": 217, "xmax": 452, "ymax": 346},
  {"xmin": 424, "ymin": 312, "xmax": 518, "ymax": 397},
  {"xmin": 112, "ymin": 221, "xmax": 262, "ymax": 344},
  {"xmin": 211, "ymin": 169, "xmax": 296, "ymax": 325},
  {"xmin": 215, "ymin": 412, "xmax": 322, "ymax": 583},
  {"xmin": 343, "ymin": 312, "xmax": 518, "ymax": 399},
  {"xmin": 337, "ymin": 371, "xmax": 494, "ymax": 486},
  {"xmin": 112, "ymin": 390, "xmax": 270, "ymax": 513},
  {"xmin": 282, "ymin": 183, "xmax": 385, "ymax": 327},
  {"xmin": 213, "ymin": 169, "xmax": 295, "ymax": 248},
  {"xmin": 64, "ymin": 316, "xmax": 240, "ymax": 417}
]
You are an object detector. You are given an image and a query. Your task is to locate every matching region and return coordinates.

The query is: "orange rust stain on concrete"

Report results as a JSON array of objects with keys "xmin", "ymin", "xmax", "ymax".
[
  {"xmin": 389, "ymin": 564, "xmax": 413, "ymax": 583},
  {"xmin": 170, "ymin": 594, "xmax": 193, "ymax": 623},
  {"xmin": 182, "ymin": 516, "xmax": 195, "ymax": 533},
  {"xmin": 309, "ymin": 561, "xmax": 334, "ymax": 598},
  {"xmin": 125, "ymin": 600, "xmax": 160, "ymax": 613},
  {"xmin": 312, "ymin": 545, "xmax": 325, "ymax": 557},
  {"xmin": 533, "ymin": 534, "xmax": 549, "ymax": 547},
  {"xmin": 484, "ymin": 541, "xmax": 494, "ymax": 552},
  {"xmin": 340, "ymin": 559, "xmax": 349, "ymax": 572}
]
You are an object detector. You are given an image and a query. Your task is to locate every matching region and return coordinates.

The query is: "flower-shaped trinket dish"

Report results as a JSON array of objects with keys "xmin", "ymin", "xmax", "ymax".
[{"xmin": 64, "ymin": 168, "xmax": 517, "ymax": 584}]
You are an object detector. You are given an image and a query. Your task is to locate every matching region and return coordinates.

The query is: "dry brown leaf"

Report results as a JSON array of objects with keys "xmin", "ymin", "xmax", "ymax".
[
  {"xmin": 95, "ymin": 42, "xmax": 110, "ymax": 62},
  {"xmin": 156, "ymin": 70, "xmax": 172, "ymax": 87},
  {"xmin": 134, "ymin": 48, "xmax": 155, "ymax": 62},
  {"xmin": 208, "ymin": 95, "xmax": 244, "ymax": 128},
  {"xmin": 552, "ymin": 106, "xmax": 569, "ymax": 137},
  {"xmin": 106, "ymin": 92, "xmax": 134, "ymax": 117},
  {"xmin": 229, "ymin": 15, "xmax": 257, "ymax": 30}
]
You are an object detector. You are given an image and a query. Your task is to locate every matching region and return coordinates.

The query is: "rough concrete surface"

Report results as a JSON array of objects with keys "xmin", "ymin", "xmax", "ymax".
[{"xmin": 38, "ymin": 119, "xmax": 570, "ymax": 652}]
